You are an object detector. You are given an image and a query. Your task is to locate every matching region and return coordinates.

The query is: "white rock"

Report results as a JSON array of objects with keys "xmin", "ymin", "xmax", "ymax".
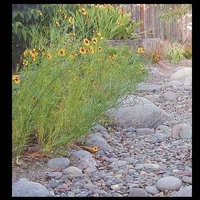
[
  {"xmin": 12, "ymin": 179, "xmax": 50, "ymax": 197},
  {"xmin": 144, "ymin": 164, "xmax": 160, "ymax": 170},
  {"xmin": 170, "ymin": 67, "xmax": 192, "ymax": 83},
  {"xmin": 47, "ymin": 158, "xmax": 70, "ymax": 170},
  {"xmin": 171, "ymin": 123, "xmax": 192, "ymax": 139},
  {"xmin": 162, "ymin": 91, "xmax": 177, "ymax": 102},
  {"xmin": 128, "ymin": 188, "xmax": 149, "ymax": 197},
  {"xmin": 167, "ymin": 80, "xmax": 183, "ymax": 86},
  {"xmin": 170, "ymin": 186, "xmax": 192, "ymax": 197},
  {"xmin": 145, "ymin": 186, "xmax": 160, "ymax": 195},
  {"xmin": 136, "ymin": 128, "xmax": 154, "ymax": 135},
  {"xmin": 156, "ymin": 176, "xmax": 182, "ymax": 191},
  {"xmin": 156, "ymin": 125, "xmax": 171, "ymax": 137},
  {"xmin": 63, "ymin": 166, "xmax": 82, "ymax": 176},
  {"xmin": 111, "ymin": 184, "xmax": 119, "ymax": 190},
  {"xmin": 182, "ymin": 176, "xmax": 192, "ymax": 184}
]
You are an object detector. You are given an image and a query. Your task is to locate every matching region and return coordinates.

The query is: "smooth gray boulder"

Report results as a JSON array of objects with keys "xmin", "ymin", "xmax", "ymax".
[
  {"xmin": 12, "ymin": 178, "xmax": 49, "ymax": 197},
  {"xmin": 170, "ymin": 185, "xmax": 192, "ymax": 197},
  {"xmin": 170, "ymin": 67, "xmax": 192, "ymax": 85},
  {"xmin": 171, "ymin": 123, "xmax": 192, "ymax": 139},
  {"xmin": 106, "ymin": 95, "xmax": 170, "ymax": 128},
  {"xmin": 156, "ymin": 176, "xmax": 182, "ymax": 191}
]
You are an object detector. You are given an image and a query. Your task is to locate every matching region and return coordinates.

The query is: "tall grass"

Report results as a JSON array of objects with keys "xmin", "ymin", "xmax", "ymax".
[{"xmin": 12, "ymin": 4, "xmax": 149, "ymax": 159}]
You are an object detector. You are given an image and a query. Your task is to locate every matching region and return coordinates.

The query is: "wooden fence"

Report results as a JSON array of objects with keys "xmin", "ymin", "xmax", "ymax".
[{"xmin": 115, "ymin": 4, "xmax": 192, "ymax": 44}]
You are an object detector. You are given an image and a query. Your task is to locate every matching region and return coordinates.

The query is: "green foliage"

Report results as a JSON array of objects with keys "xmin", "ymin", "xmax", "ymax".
[
  {"xmin": 12, "ymin": 4, "xmax": 60, "ymax": 71},
  {"xmin": 12, "ymin": 4, "xmax": 150, "ymax": 160},
  {"xmin": 65, "ymin": 4, "xmax": 142, "ymax": 40},
  {"xmin": 12, "ymin": 4, "xmax": 142, "ymax": 72},
  {"xmin": 159, "ymin": 4, "xmax": 192, "ymax": 22},
  {"xmin": 12, "ymin": 4, "xmax": 141, "ymax": 44},
  {"xmin": 182, "ymin": 45, "xmax": 192, "ymax": 59},
  {"xmin": 12, "ymin": 4, "xmax": 65, "ymax": 42},
  {"xmin": 166, "ymin": 44, "xmax": 185, "ymax": 64},
  {"xmin": 12, "ymin": 34, "xmax": 149, "ymax": 158}
]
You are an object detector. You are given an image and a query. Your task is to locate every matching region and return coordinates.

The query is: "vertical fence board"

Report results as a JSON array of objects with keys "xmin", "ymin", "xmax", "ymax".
[{"xmin": 117, "ymin": 4, "xmax": 192, "ymax": 44}]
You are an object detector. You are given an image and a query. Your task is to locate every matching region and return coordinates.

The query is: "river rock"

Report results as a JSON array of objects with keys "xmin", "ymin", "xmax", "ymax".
[
  {"xmin": 128, "ymin": 188, "xmax": 149, "ymax": 197},
  {"xmin": 156, "ymin": 176, "xmax": 182, "ymax": 191},
  {"xmin": 86, "ymin": 135, "xmax": 111, "ymax": 152},
  {"xmin": 106, "ymin": 95, "xmax": 170, "ymax": 128},
  {"xmin": 12, "ymin": 178, "xmax": 49, "ymax": 197},
  {"xmin": 170, "ymin": 185, "xmax": 192, "ymax": 197},
  {"xmin": 162, "ymin": 91, "xmax": 177, "ymax": 102},
  {"xmin": 47, "ymin": 158, "xmax": 70, "ymax": 170},
  {"xmin": 170, "ymin": 67, "xmax": 192, "ymax": 85},
  {"xmin": 171, "ymin": 123, "xmax": 192, "ymax": 139}
]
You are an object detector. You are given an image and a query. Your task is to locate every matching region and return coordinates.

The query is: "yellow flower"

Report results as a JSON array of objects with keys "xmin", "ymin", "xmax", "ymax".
[
  {"xmin": 139, "ymin": 65, "xmax": 144, "ymax": 70},
  {"xmin": 29, "ymin": 49, "xmax": 38, "ymax": 61},
  {"xmin": 119, "ymin": 11, "xmax": 125, "ymax": 17},
  {"xmin": 32, "ymin": 56, "xmax": 36, "ymax": 61},
  {"xmin": 73, "ymin": 76, "xmax": 79, "ymax": 81},
  {"xmin": 92, "ymin": 81, "xmax": 96, "ymax": 86},
  {"xmin": 29, "ymin": 49, "xmax": 38, "ymax": 57},
  {"xmin": 69, "ymin": 52, "xmax": 78, "ymax": 59},
  {"xmin": 46, "ymin": 53, "xmax": 52, "ymax": 60},
  {"xmin": 58, "ymin": 8, "xmax": 62, "ymax": 13},
  {"xmin": 22, "ymin": 60, "xmax": 28, "ymax": 66},
  {"xmin": 83, "ymin": 98, "xmax": 89, "ymax": 103},
  {"xmin": 56, "ymin": 22, "xmax": 60, "ymax": 27},
  {"xmin": 88, "ymin": 68, "xmax": 93, "ymax": 72},
  {"xmin": 64, "ymin": 14, "xmax": 67, "ymax": 19},
  {"xmin": 98, "ymin": 47, "xmax": 102, "ymax": 51},
  {"xmin": 137, "ymin": 47, "xmax": 144, "ymax": 54},
  {"xmin": 69, "ymin": 16, "xmax": 74, "ymax": 24},
  {"xmin": 154, "ymin": 54, "xmax": 160, "ymax": 60},
  {"xmin": 109, "ymin": 55, "xmax": 116, "ymax": 59},
  {"xmin": 88, "ymin": 46, "xmax": 94, "ymax": 54},
  {"xmin": 92, "ymin": 38, "xmax": 98, "ymax": 45},
  {"xmin": 97, "ymin": 32, "xmax": 102, "ymax": 37},
  {"xmin": 12, "ymin": 75, "xmax": 20, "ymax": 84},
  {"xmin": 79, "ymin": 8, "xmax": 87, "ymax": 15},
  {"xmin": 23, "ymin": 50, "xmax": 28, "ymax": 57},
  {"xmin": 79, "ymin": 47, "xmax": 86, "ymax": 54},
  {"xmin": 37, "ymin": 10, "xmax": 43, "ymax": 16},
  {"xmin": 153, "ymin": 54, "xmax": 160, "ymax": 63},
  {"xmin": 58, "ymin": 49, "xmax": 66, "ymax": 56},
  {"xmin": 83, "ymin": 38, "xmax": 90, "ymax": 46},
  {"xmin": 117, "ymin": 21, "xmax": 124, "ymax": 26}
]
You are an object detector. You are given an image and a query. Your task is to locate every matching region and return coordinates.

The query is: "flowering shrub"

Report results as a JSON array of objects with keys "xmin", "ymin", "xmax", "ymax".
[
  {"xmin": 69, "ymin": 4, "xmax": 142, "ymax": 40},
  {"xmin": 12, "ymin": 4, "xmax": 149, "ymax": 159}
]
